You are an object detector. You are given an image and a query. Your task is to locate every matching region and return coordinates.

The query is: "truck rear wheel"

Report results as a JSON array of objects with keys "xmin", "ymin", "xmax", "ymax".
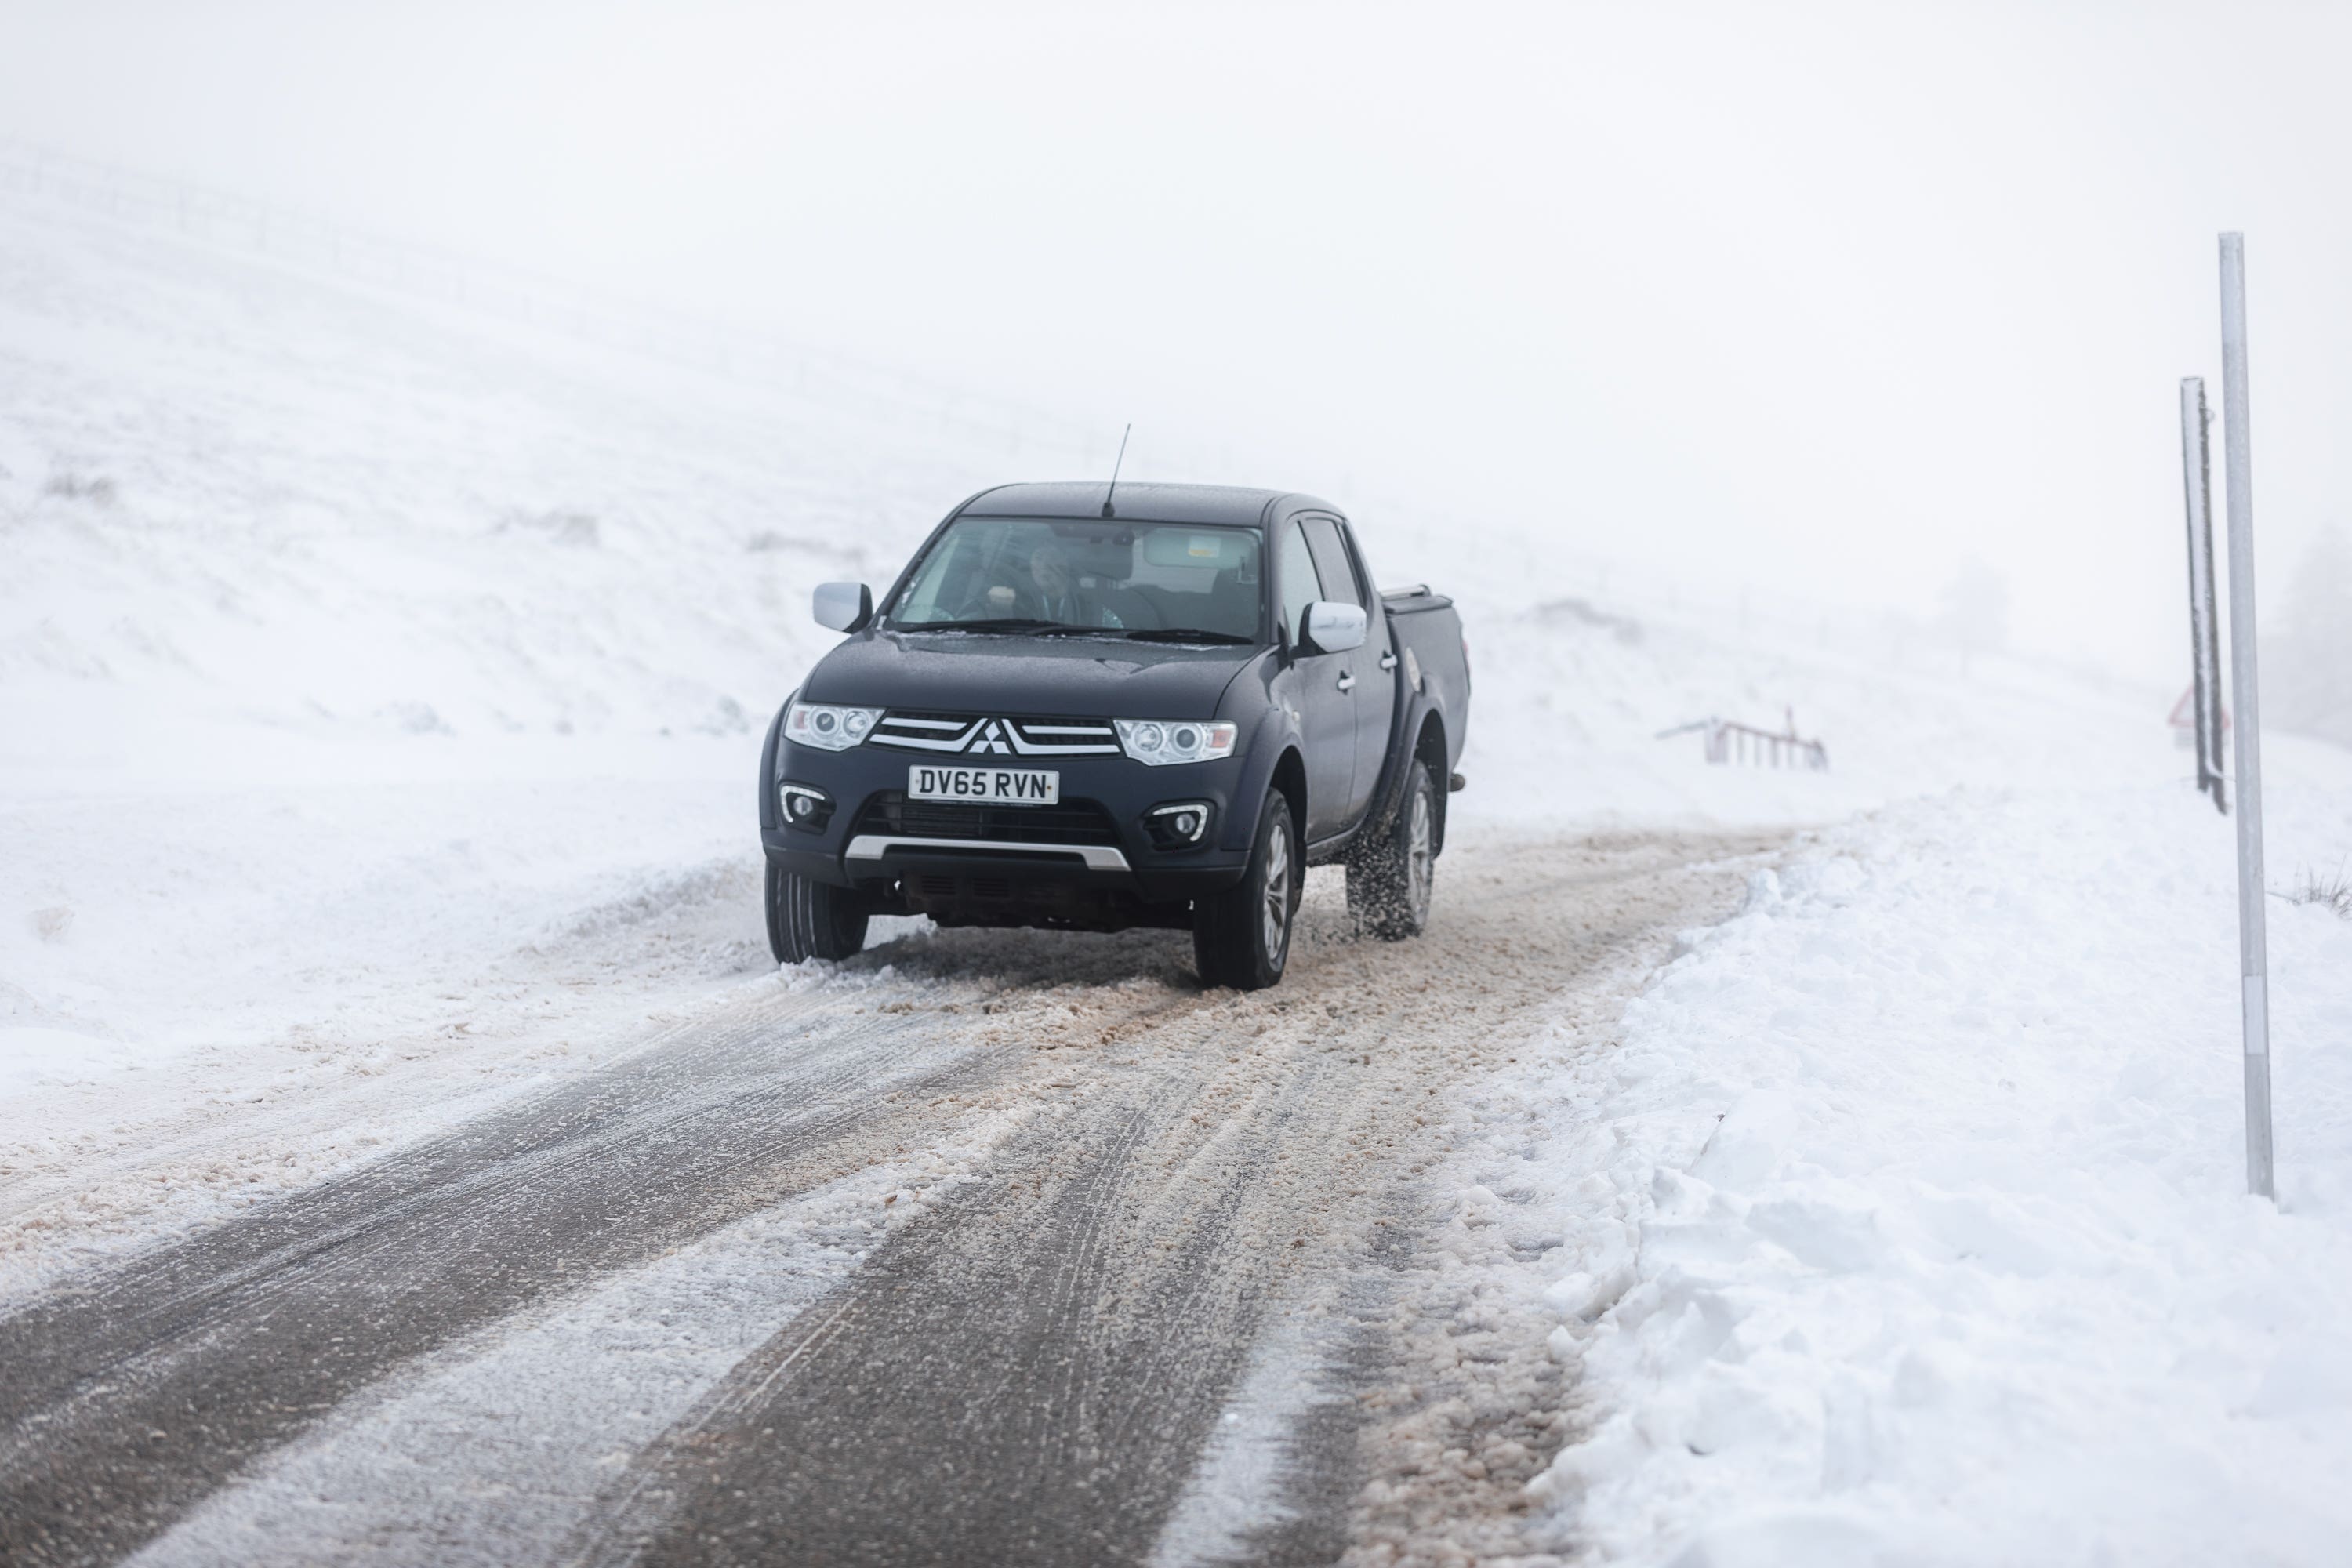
[
  {"xmin": 1193, "ymin": 789, "xmax": 1300, "ymax": 990},
  {"xmin": 766, "ymin": 859, "xmax": 869, "ymax": 964},
  {"xmin": 1347, "ymin": 758, "xmax": 1436, "ymax": 941}
]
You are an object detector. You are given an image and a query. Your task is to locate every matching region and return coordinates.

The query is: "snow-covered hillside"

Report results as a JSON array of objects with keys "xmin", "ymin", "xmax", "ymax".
[
  {"xmin": 0, "ymin": 201, "xmax": 1037, "ymax": 761},
  {"xmin": 0, "ymin": 180, "xmax": 2180, "ymax": 1123}
]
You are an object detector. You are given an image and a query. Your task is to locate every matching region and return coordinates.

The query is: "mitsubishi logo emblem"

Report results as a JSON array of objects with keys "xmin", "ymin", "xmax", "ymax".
[{"xmin": 967, "ymin": 720, "xmax": 1011, "ymax": 755}]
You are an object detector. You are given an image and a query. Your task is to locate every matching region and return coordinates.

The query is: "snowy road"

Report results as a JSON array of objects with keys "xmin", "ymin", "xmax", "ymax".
[{"xmin": 0, "ymin": 830, "xmax": 1768, "ymax": 1567}]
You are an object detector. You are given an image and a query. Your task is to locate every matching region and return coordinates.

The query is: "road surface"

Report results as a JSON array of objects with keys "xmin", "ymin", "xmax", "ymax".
[{"xmin": 0, "ymin": 828, "xmax": 1770, "ymax": 1566}]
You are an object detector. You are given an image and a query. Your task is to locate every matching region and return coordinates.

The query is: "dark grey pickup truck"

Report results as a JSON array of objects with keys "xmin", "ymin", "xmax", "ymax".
[{"xmin": 758, "ymin": 481, "xmax": 1470, "ymax": 989}]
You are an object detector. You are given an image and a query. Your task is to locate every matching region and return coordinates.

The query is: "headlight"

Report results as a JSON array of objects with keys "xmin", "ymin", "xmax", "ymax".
[
  {"xmin": 1116, "ymin": 719, "xmax": 1238, "ymax": 766},
  {"xmin": 786, "ymin": 701, "xmax": 881, "ymax": 752}
]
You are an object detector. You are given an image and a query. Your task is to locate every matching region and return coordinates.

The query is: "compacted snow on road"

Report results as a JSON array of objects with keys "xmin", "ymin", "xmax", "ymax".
[
  {"xmin": 7, "ymin": 179, "xmax": 2352, "ymax": 1566},
  {"xmin": 3, "ymin": 829, "xmax": 1769, "ymax": 1567}
]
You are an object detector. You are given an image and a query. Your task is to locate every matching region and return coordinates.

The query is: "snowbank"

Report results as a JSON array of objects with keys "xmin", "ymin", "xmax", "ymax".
[{"xmin": 1475, "ymin": 745, "xmax": 2352, "ymax": 1565}]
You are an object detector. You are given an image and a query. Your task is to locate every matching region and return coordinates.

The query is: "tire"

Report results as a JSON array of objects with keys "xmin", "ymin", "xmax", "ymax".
[
  {"xmin": 1192, "ymin": 789, "xmax": 1301, "ymax": 991},
  {"xmin": 1346, "ymin": 758, "xmax": 1436, "ymax": 941},
  {"xmin": 765, "ymin": 858, "xmax": 869, "ymax": 964}
]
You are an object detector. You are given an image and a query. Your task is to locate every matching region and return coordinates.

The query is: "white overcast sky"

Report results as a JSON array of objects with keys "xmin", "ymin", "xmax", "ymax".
[{"xmin": 5, "ymin": 1, "xmax": 2349, "ymax": 680}]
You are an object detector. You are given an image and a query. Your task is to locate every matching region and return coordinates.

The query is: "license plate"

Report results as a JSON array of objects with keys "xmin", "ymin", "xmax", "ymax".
[{"xmin": 907, "ymin": 765, "xmax": 1062, "ymax": 805}]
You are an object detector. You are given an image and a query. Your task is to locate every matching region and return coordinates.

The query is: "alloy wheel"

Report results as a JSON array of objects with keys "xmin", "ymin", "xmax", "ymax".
[
  {"xmin": 1261, "ymin": 816, "xmax": 1292, "ymax": 961},
  {"xmin": 1407, "ymin": 786, "xmax": 1433, "ymax": 924}
]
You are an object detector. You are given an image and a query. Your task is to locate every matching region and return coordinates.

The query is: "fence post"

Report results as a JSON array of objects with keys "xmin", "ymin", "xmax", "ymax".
[
  {"xmin": 2179, "ymin": 377, "xmax": 2227, "ymax": 811},
  {"xmin": 2218, "ymin": 231, "xmax": 2274, "ymax": 1200}
]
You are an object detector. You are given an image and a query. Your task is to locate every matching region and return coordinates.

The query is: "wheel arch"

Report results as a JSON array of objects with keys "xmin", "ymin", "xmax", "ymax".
[
  {"xmin": 1412, "ymin": 710, "xmax": 1450, "ymax": 856},
  {"xmin": 1221, "ymin": 704, "xmax": 1308, "ymax": 855},
  {"xmin": 1268, "ymin": 746, "xmax": 1308, "ymax": 848},
  {"xmin": 757, "ymin": 693, "xmax": 797, "ymax": 833}
]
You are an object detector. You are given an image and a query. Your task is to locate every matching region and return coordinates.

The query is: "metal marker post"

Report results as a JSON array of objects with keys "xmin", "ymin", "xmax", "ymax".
[
  {"xmin": 2179, "ymin": 378, "xmax": 2226, "ymax": 811},
  {"xmin": 2219, "ymin": 232, "xmax": 2274, "ymax": 1199}
]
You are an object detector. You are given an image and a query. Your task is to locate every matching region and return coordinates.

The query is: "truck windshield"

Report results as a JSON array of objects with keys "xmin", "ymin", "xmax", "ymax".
[{"xmin": 885, "ymin": 517, "xmax": 1264, "ymax": 641}]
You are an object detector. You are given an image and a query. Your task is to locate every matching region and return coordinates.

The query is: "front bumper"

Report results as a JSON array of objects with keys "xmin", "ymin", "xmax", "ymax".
[{"xmin": 760, "ymin": 739, "xmax": 1254, "ymax": 907}]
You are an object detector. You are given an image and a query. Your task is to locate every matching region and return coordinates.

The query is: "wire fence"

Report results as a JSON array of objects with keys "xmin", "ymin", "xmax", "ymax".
[
  {"xmin": 0, "ymin": 136, "xmax": 1130, "ymax": 470},
  {"xmin": 1655, "ymin": 713, "xmax": 1831, "ymax": 771}
]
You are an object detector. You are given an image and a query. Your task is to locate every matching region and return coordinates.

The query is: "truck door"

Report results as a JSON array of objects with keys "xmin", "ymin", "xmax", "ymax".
[
  {"xmin": 1301, "ymin": 515, "xmax": 1394, "ymax": 828},
  {"xmin": 1275, "ymin": 517, "xmax": 1355, "ymax": 842}
]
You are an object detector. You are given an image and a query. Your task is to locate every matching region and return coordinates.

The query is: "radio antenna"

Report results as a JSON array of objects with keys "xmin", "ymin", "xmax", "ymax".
[{"xmin": 1101, "ymin": 423, "xmax": 1131, "ymax": 518}]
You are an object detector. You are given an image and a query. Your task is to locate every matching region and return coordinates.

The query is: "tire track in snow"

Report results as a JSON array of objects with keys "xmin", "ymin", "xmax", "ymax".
[
  {"xmin": 567, "ymin": 1065, "xmax": 1306, "ymax": 1568},
  {"xmin": 0, "ymin": 989, "xmax": 1003, "ymax": 1566},
  {"xmin": 121, "ymin": 1112, "xmax": 1028, "ymax": 1568}
]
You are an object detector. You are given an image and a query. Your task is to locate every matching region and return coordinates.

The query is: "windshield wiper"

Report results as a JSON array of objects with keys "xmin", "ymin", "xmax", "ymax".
[
  {"xmin": 898, "ymin": 618, "xmax": 1057, "ymax": 633},
  {"xmin": 901, "ymin": 619, "xmax": 1121, "ymax": 638},
  {"xmin": 1122, "ymin": 627, "xmax": 1257, "ymax": 644},
  {"xmin": 903, "ymin": 619, "xmax": 1252, "ymax": 644}
]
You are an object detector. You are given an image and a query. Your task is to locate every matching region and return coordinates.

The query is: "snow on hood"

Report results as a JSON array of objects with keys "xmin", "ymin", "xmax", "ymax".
[{"xmin": 800, "ymin": 629, "xmax": 1258, "ymax": 719}]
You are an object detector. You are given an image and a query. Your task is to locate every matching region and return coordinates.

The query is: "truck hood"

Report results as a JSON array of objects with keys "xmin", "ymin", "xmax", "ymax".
[{"xmin": 800, "ymin": 630, "xmax": 1262, "ymax": 720}]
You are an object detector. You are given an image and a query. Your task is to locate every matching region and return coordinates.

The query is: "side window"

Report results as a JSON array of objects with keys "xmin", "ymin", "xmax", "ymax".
[
  {"xmin": 1276, "ymin": 521, "xmax": 1324, "ymax": 646},
  {"xmin": 1300, "ymin": 517, "xmax": 1363, "ymax": 609}
]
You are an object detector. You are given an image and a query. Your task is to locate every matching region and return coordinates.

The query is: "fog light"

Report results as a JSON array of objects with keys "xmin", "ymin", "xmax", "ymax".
[
  {"xmin": 1144, "ymin": 800, "xmax": 1214, "ymax": 850},
  {"xmin": 779, "ymin": 782, "xmax": 834, "ymax": 831}
]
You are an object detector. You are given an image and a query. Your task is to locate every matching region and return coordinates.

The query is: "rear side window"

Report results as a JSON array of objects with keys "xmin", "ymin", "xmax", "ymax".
[
  {"xmin": 1299, "ymin": 517, "xmax": 1363, "ymax": 608},
  {"xmin": 1276, "ymin": 521, "xmax": 1324, "ymax": 646}
]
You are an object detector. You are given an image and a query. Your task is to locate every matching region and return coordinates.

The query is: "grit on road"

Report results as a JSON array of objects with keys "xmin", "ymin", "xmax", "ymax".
[{"xmin": 0, "ymin": 827, "xmax": 1777, "ymax": 1568}]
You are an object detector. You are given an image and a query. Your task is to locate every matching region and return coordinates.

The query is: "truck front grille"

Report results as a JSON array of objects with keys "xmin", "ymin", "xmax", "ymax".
[
  {"xmin": 866, "ymin": 712, "xmax": 1122, "ymax": 757},
  {"xmin": 851, "ymin": 793, "xmax": 1121, "ymax": 848}
]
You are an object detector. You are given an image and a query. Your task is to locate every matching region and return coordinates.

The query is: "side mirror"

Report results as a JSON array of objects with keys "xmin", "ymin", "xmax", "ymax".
[
  {"xmin": 1302, "ymin": 601, "xmax": 1367, "ymax": 655},
  {"xmin": 813, "ymin": 581, "xmax": 873, "ymax": 633}
]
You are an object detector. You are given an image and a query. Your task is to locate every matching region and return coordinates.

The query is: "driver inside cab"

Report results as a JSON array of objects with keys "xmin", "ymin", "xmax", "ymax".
[{"xmin": 984, "ymin": 543, "xmax": 1124, "ymax": 627}]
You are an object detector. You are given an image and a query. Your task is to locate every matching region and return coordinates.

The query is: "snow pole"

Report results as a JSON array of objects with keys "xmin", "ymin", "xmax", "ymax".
[
  {"xmin": 2218, "ymin": 232, "xmax": 2274, "ymax": 1200},
  {"xmin": 2177, "ymin": 377, "xmax": 2226, "ymax": 811}
]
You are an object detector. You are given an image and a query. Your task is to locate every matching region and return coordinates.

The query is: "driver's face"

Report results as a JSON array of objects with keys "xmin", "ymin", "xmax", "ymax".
[{"xmin": 1029, "ymin": 546, "xmax": 1071, "ymax": 597}]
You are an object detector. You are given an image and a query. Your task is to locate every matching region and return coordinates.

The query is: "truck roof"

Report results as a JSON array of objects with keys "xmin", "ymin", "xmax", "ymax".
[{"xmin": 954, "ymin": 481, "xmax": 1339, "ymax": 528}]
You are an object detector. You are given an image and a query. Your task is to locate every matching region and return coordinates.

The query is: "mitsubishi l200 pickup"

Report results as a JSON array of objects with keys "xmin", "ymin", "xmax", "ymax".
[{"xmin": 757, "ymin": 481, "xmax": 1470, "ymax": 990}]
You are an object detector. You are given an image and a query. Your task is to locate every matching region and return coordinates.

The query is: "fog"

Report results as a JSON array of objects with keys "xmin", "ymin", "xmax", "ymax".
[{"xmin": 6, "ymin": 0, "xmax": 2350, "ymax": 684}]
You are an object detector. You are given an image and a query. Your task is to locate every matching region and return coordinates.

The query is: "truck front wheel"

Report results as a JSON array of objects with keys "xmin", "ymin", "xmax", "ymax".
[
  {"xmin": 1346, "ymin": 759, "xmax": 1436, "ymax": 940},
  {"xmin": 1193, "ymin": 789, "xmax": 1301, "ymax": 990},
  {"xmin": 766, "ymin": 859, "xmax": 869, "ymax": 964}
]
